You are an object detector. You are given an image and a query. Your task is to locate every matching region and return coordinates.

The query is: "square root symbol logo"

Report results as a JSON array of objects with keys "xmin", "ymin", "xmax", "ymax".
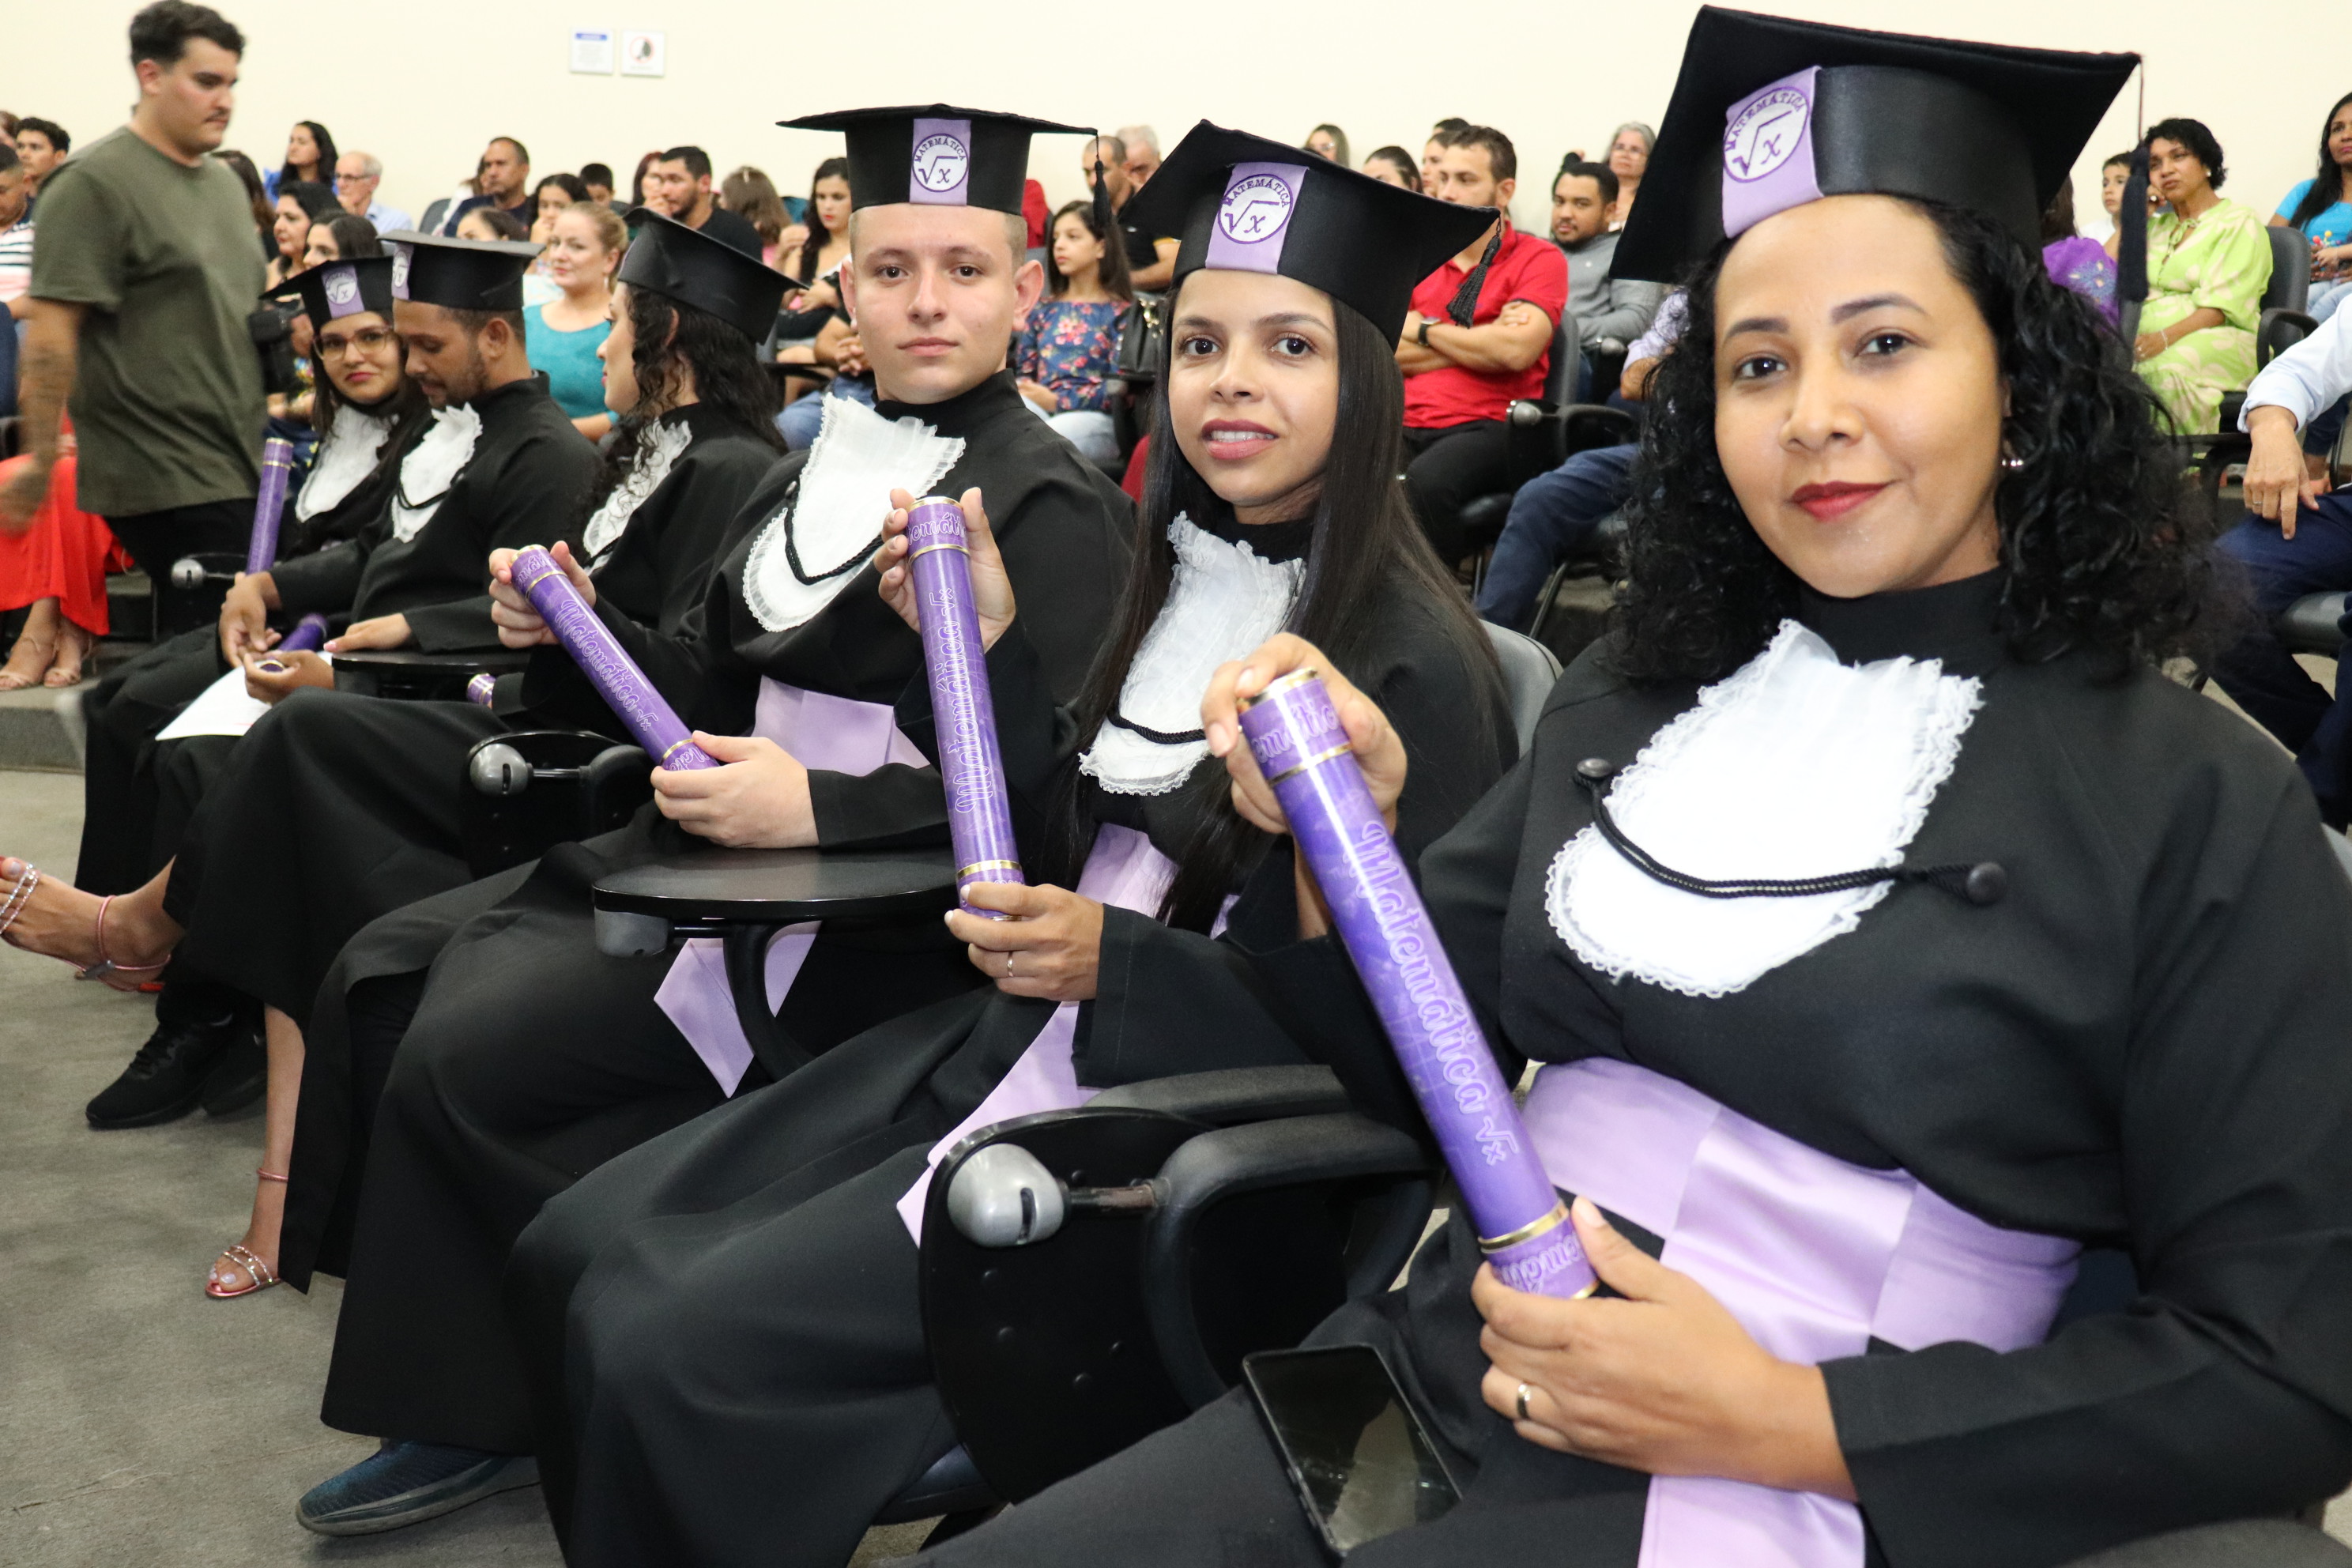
[
  {"xmin": 1219, "ymin": 173, "xmax": 1295, "ymax": 243},
  {"xmin": 1724, "ymin": 88, "xmax": 1810, "ymax": 182},
  {"xmin": 914, "ymin": 133, "xmax": 971, "ymax": 194}
]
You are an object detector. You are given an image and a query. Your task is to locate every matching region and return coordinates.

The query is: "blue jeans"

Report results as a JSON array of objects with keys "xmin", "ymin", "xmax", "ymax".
[
  {"xmin": 1474, "ymin": 442, "xmax": 1638, "ymax": 629},
  {"xmin": 2211, "ymin": 493, "xmax": 2352, "ymax": 824},
  {"xmin": 776, "ymin": 377, "xmax": 876, "ymax": 450}
]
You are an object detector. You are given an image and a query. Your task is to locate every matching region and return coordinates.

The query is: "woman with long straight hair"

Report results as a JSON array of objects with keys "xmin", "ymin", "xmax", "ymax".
[
  {"xmin": 2273, "ymin": 92, "xmax": 2352, "ymax": 322},
  {"xmin": 925, "ymin": 18, "xmax": 2352, "ymax": 1568},
  {"xmin": 496, "ymin": 120, "xmax": 1517, "ymax": 1568},
  {"xmin": 270, "ymin": 119, "xmax": 337, "ymax": 199}
]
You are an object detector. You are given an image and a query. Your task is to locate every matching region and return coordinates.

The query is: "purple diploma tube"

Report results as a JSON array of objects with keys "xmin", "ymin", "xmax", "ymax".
[
  {"xmin": 510, "ymin": 545, "xmax": 717, "ymax": 771},
  {"xmin": 1238, "ymin": 669, "xmax": 1594, "ymax": 1299},
  {"xmin": 253, "ymin": 613, "xmax": 331, "ymax": 672},
  {"xmin": 904, "ymin": 496, "xmax": 1023, "ymax": 912},
  {"xmin": 465, "ymin": 671, "xmax": 498, "ymax": 707},
  {"xmin": 246, "ymin": 438, "xmax": 296, "ymax": 576}
]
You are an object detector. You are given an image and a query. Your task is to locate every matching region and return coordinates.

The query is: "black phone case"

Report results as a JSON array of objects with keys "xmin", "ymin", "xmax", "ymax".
[{"xmin": 1242, "ymin": 1344, "xmax": 1462, "ymax": 1559}]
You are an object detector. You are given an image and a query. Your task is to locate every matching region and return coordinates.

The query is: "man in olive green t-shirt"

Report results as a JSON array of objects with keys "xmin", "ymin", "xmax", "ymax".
[{"xmin": 0, "ymin": 1, "xmax": 264, "ymax": 629}]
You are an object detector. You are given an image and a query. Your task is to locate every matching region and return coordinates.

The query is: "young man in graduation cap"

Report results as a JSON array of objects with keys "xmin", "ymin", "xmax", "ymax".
[{"xmin": 269, "ymin": 106, "xmax": 1132, "ymax": 1541}]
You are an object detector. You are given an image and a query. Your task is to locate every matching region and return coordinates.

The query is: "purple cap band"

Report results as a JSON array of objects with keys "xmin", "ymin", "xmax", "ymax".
[
  {"xmin": 909, "ymin": 117, "xmax": 973, "ymax": 205},
  {"xmin": 1721, "ymin": 66, "xmax": 1822, "ymax": 239},
  {"xmin": 1203, "ymin": 160, "xmax": 1306, "ymax": 275},
  {"xmin": 321, "ymin": 262, "xmax": 365, "ymax": 319},
  {"xmin": 388, "ymin": 243, "xmax": 413, "ymax": 301}
]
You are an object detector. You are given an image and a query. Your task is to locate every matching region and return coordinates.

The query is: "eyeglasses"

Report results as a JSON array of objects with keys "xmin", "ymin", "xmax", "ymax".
[
  {"xmin": 315, "ymin": 326, "xmax": 395, "ymax": 359},
  {"xmin": 333, "ymin": 173, "xmax": 370, "ymax": 187}
]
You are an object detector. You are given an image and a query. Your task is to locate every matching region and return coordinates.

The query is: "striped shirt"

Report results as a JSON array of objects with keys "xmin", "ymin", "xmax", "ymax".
[{"xmin": 0, "ymin": 215, "xmax": 32, "ymax": 300}]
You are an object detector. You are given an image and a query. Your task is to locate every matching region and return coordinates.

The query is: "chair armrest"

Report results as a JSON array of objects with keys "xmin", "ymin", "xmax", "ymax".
[
  {"xmin": 2259, "ymin": 308, "xmax": 2320, "ymax": 368},
  {"xmin": 1089, "ymin": 1065, "xmax": 1349, "ymax": 1125},
  {"xmin": 1140, "ymin": 1112, "xmax": 1430, "ymax": 1406}
]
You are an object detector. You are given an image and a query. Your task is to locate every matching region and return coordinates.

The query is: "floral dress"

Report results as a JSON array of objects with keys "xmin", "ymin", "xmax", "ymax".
[
  {"xmin": 2135, "ymin": 198, "xmax": 2271, "ymax": 435},
  {"xmin": 1014, "ymin": 298, "xmax": 1129, "ymax": 413}
]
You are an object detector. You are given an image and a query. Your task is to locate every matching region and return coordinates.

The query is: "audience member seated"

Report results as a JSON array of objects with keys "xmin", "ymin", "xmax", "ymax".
[
  {"xmin": 523, "ymin": 172, "xmax": 589, "ymax": 306},
  {"xmin": 2099, "ymin": 149, "xmax": 2132, "ymax": 259},
  {"xmin": 0, "ymin": 144, "xmax": 34, "ymax": 326},
  {"xmin": 1397, "ymin": 123, "xmax": 1567, "ymax": 567},
  {"xmin": 266, "ymin": 178, "xmax": 337, "ymax": 288},
  {"xmin": 774, "ymin": 156, "xmax": 867, "ymax": 447},
  {"xmin": 213, "ymin": 147, "xmax": 277, "ymax": 258},
  {"xmin": 303, "ymin": 211, "xmax": 376, "ymax": 269},
  {"xmin": 579, "ymin": 160, "xmax": 616, "ymax": 208},
  {"xmin": 1303, "ymin": 122, "xmax": 1348, "ymax": 164},
  {"xmin": 525, "ymin": 200, "xmax": 622, "ymax": 439},
  {"xmin": 2041, "ymin": 177, "xmax": 2118, "ymax": 324},
  {"xmin": 1116, "ymin": 122, "xmax": 1161, "ymax": 187},
  {"xmin": 1084, "ymin": 134, "xmax": 1177, "ymax": 292},
  {"xmin": 334, "ymin": 149, "xmax": 409, "ymax": 232},
  {"xmin": 14, "ymin": 115, "xmax": 68, "ymax": 198},
  {"xmin": 267, "ymin": 118, "xmax": 334, "ymax": 200},
  {"xmin": 2273, "ymin": 92, "xmax": 2352, "ymax": 325},
  {"xmin": 720, "ymin": 164, "xmax": 790, "ymax": 267},
  {"xmin": 2209, "ymin": 302, "xmax": 2352, "ymax": 828},
  {"xmin": 0, "ymin": 420, "xmax": 124, "ymax": 689},
  {"xmin": 1473, "ymin": 290, "xmax": 1684, "ymax": 628},
  {"xmin": 2135, "ymin": 116, "xmax": 2270, "ymax": 435},
  {"xmin": 1421, "ymin": 116, "xmax": 1469, "ymax": 183},
  {"xmin": 1604, "ymin": 119, "xmax": 1653, "ymax": 231},
  {"xmin": 1015, "ymin": 198, "xmax": 1133, "ymax": 463},
  {"xmin": 436, "ymin": 135, "xmax": 535, "ymax": 236},
  {"xmin": 1550, "ymin": 156, "xmax": 1663, "ymax": 396},
  {"xmin": 1362, "ymin": 145, "xmax": 1420, "ymax": 191},
  {"xmin": 644, "ymin": 145, "xmax": 763, "ymax": 258}
]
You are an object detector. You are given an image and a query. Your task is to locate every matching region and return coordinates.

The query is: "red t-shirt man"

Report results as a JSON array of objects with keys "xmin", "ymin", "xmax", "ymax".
[{"xmin": 1402, "ymin": 221, "xmax": 1568, "ymax": 428}]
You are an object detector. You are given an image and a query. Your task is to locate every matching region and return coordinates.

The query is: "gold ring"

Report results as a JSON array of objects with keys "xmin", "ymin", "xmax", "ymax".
[
  {"xmin": 1514, "ymin": 1381, "xmax": 1533, "ymax": 1423},
  {"xmin": 1263, "ymin": 741, "xmax": 1354, "ymax": 786}
]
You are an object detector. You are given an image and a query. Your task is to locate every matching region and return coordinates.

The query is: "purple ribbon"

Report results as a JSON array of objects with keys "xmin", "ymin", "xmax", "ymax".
[
  {"xmin": 1721, "ymin": 66, "xmax": 1822, "ymax": 239},
  {"xmin": 246, "ymin": 438, "xmax": 296, "ymax": 576},
  {"xmin": 510, "ymin": 544, "xmax": 716, "ymax": 771},
  {"xmin": 908, "ymin": 118, "xmax": 973, "ymax": 206},
  {"xmin": 1238, "ymin": 671, "xmax": 1592, "ymax": 1297},
  {"xmin": 1203, "ymin": 161, "xmax": 1306, "ymax": 276},
  {"xmin": 905, "ymin": 496, "xmax": 1023, "ymax": 910}
]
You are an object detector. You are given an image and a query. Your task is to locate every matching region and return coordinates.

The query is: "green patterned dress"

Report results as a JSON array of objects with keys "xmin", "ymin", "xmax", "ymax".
[{"xmin": 2135, "ymin": 198, "xmax": 2271, "ymax": 435}]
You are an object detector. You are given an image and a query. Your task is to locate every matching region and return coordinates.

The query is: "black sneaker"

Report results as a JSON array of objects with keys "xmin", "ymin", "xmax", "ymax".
[
  {"xmin": 84, "ymin": 1010, "xmax": 245, "ymax": 1129},
  {"xmin": 199, "ymin": 1024, "xmax": 267, "ymax": 1117}
]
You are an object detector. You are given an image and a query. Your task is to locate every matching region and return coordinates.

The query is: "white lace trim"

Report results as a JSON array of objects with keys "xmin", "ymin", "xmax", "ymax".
[
  {"xmin": 389, "ymin": 404, "xmax": 481, "ymax": 544},
  {"xmin": 1546, "ymin": 620, "xmax": 1983, "ymax": 997},
  {"xmin": 742, "ymin": 394, "xmax": 963, "ymax": 635},
  {"xmin": 294, "ymin": 405, "xmax": 393, "ymax": 522},
  {"xmin": 582, "ymin": 417, "xmax": 693, "ymax": 566},
  {"xmin": 1079, "ymin": 513, "xmax": 1305, "ymax": 797}
]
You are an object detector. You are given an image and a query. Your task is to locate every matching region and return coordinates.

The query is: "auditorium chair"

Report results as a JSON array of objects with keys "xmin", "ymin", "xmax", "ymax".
[
  {"xmin": 2189, "ymin": 228, "xmax": 2317, "ymax": 507},
  {"xmin": 1445, "ymin": 320, "xmax": 1579, "ymax": 590}
]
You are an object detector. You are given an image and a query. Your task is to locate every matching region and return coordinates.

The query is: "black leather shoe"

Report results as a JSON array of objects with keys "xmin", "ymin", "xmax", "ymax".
[
  {"xmin": 200, "ymin": 1025, "xmax": 267, "ymax": 1117},
  {"xmin": 85, "ymin": 1011, "xmax": 245, "ymax": 1129}
]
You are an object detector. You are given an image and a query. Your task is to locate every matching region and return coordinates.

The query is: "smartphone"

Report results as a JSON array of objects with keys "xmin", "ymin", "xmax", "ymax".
[{"xmin": 1242, "ymin": 1344, "xmax": 1463, "ymax": 1558}]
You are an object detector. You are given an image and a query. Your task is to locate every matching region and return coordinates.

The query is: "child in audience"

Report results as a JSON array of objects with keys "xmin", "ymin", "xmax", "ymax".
[{"xmin": 1014, "ymin": 199, "xmax": 1133, "ymax": 462}]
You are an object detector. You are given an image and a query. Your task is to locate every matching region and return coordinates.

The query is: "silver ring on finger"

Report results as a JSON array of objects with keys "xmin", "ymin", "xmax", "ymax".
[
  {"xmin": 1004, "ymin": 950, "xmax": 1016, "ymax": 978},
  {"xmin": 1514, "ymin": 1381, "xmax": 1533, "ymax": 1423}
]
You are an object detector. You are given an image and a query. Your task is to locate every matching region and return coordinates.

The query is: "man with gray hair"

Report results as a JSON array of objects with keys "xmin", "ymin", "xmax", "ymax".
[
  {"xmin": 334, "ymin": 149, "xmax": 410, "ymax": 231},
  {"xmin": 1116, "ymin": 122, "xmax": 1160, "ymax": 187}
]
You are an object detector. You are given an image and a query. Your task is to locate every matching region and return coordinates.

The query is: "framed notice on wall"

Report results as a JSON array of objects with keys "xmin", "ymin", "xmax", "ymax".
[
  {"xmin": 620, "ymin": 30, "xmax": 665, "ymax": 76},
  {"xmin": 570, "ymin": 27, "xmax": 614, "ymax": 73}
]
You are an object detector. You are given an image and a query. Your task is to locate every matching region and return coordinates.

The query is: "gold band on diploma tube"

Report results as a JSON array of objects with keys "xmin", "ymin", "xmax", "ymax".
[
  {"xmin": 516, "ymin": 564, "xmax": 562, "ymax": 593},
  {"xmin": 658, "ymin": 736, "xmax": 700, "ymax": 763},
  {"xmin": 958, "ymin": 858, "xmax": 1023, "ymax": 880},
  {"xmin": 906, "ymin": 541, "xmax": 969, "ymax": 562},
  {"xmin": 1478, "ymin": 1200, "xmax": 1570, "ymax": 1253},
  {"xmin": 1264, "ymin": 742, "xmax": 1354, "ymax": 786}
]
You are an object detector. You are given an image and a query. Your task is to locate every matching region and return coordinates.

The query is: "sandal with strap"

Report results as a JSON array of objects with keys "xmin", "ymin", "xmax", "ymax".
[
  {"xmin": 205, "ymin": 1170, "xmax": 288, "ymax": 1299},
  {"xmin": 74, "ymin": 892, "xmax": 170, "ymax": 991},
  {"xmin": 0, "ymin": 632, "xmax": 56, "ymax": 692},
  {"xmin": 43, "ymin": 623, "xmax": 91, "ymax": 689}
]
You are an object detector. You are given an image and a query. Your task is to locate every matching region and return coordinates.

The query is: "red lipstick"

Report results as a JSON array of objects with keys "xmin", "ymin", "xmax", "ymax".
[{"xmin": 1791, "ymin": 481, "xmax": 1887, "ymax": 520}]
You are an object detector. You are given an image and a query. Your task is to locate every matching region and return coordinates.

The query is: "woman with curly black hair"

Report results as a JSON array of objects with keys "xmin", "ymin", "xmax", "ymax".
[{"xmin": 921, "ymin": 17, "xmax": 2352, "ymax": 1568}]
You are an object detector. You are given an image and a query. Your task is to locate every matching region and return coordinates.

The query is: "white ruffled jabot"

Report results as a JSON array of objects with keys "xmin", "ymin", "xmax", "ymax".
[
  {"xmin": 295, "ymin": 404, "xmax": 394, "ymax": 522},
  {"xmin": 389, "ymin": 405, "xmax": 481, "ymax": 544},
  {"xmin": 1080, "ymin": 513, "xmax": 1305, "ymax": 797},
  {"xmin": 743, "ymin": 394, "xmax": 963, "ymax": 635},
  {"xmin": 582, "ymin": 417, "xmax": 693, "ymax": 566},
  {"xmin": 1547, "ymin": 620, "xmax": 1983, "ymax": 997}
]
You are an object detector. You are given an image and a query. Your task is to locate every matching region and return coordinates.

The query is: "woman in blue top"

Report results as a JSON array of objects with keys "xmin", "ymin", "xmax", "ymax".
[
  {"xmin": 525, "ymin": 201, "xmax": 623, "ymax": 439},
  {"xmin": 2274, "ymin": 92, "xmax": 2352, "ymax": 323},
  {"xmin": 1015, "ymin": 199, "xmax": 1133, "ymax": 463}
]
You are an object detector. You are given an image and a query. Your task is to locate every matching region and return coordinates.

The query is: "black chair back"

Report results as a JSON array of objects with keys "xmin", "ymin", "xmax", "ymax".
[{"xmin": 2263, "ymin": 225, "xmax": 2312, "ymax": 316}]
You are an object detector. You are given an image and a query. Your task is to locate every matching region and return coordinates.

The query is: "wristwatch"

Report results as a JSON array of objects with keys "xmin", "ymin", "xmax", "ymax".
[{"xmin": 1415, "ymin": 318, "xmax": 1433, "ymax": 348}]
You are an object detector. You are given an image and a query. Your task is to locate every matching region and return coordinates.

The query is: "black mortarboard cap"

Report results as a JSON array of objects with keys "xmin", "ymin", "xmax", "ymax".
[
  {"xmin": 777, "ymin": 104, "xmax": 1091, "ymax": 217},
  {"xmin": 267, "ymin": 254, "xmax": 397, "ymax": 327},
  {"xmin": 617, "ymin": 208, "xmax": 799, "ymax": 343},
  {"xmin": 1125, "ymin": 121, "xmax": 1495, "ymax": 341},
  {"xmin": 378, "ymin": 230, "xmax": 543, "ymax": 311},
  {"xmin": 1615, "ymin": 7, "xmax": 2137, "ymax": 282}
]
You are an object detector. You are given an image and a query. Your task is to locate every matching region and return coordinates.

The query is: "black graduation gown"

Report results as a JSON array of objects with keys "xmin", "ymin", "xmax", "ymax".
[
  {"xmin": 498, "ymin": 565, "xmax": 1515, "ymax": 1568},
  {"xmin": 71, "ymin": 404, "xmax": 423, "ymax": 899},
  {"xmin": 915, "ymin": 573, "xmax": 2352, "ymax": 1568},
  {"xmin": 293, "ymin": 371, "xmax": 1134, "ymax": 1460},
  {"xmin": 160, "ymin": 405, "xmax": 776, "ymax": 1024}
]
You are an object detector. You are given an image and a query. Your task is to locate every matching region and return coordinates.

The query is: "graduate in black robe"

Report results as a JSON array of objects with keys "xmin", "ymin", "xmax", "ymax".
[
  {"xmin": 495, "ymin": 123, "xmax": 1519, "ymax": 1568},
  {"xmin": 914, "ymin": 20, "xmax": 2352, "ymax": 1568},
  {"xmin": 279, "ymin": 107, "xmax": 1137, "ymax": 1538}
]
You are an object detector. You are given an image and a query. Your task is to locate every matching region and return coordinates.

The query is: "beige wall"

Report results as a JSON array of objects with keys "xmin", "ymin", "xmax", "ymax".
[{"xmin": 5, "ymin": 0, "xmax": 2343, "ymax": 245}]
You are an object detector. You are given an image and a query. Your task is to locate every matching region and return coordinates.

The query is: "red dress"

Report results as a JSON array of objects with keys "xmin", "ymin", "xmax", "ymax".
[{"xmin": 0, "ymin": 433, "xmax": 132, "ymax": 636}]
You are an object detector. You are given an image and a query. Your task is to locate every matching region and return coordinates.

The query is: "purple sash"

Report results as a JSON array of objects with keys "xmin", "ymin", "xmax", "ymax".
[
  {"xmin": 893, "ymin": 822, "xmax": 1197, "ymax": 1241},
  {"xmin": 1522, "ymin": 1057, "xmax": 2081, "ymax": 1566},
  {"xmin": 654, "ymin": 679, "xmax": 928, "ymax": 1094}
]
